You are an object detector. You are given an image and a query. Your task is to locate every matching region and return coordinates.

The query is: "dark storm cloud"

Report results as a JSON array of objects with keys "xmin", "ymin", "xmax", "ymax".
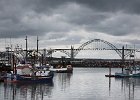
[
  {"xmin": 75, "ymin": 0, "xmax": 140, "ymax": 14},
  {"xmin": 20, "ymin": 0, "xmax": 140, "ymax": 14},
  {"xmin": 0, "ymin": 0, "xmax": 140, "ymax": 39}
]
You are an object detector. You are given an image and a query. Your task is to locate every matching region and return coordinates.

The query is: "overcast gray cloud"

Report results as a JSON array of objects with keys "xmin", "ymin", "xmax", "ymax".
[{"xmin": 1, "ymin": 0, "xmax": 140, "ymax": 58}]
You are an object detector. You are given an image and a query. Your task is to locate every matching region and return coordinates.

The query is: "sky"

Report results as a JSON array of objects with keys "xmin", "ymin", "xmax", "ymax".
[{"xmin": 1, "ymin": 0, "xmax": 140, "ymax": 59}]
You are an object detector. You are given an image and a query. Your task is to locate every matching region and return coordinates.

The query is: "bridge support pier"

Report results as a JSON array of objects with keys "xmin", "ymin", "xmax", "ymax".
[{"xmin": 71, "ymin": 46, "xmax": 74, "ymax": 60}]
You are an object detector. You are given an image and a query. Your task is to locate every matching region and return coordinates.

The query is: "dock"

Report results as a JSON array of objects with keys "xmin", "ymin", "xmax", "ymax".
[{"xmin": 105, "ymin": 74, "xmax": 115, "ymax": 77}]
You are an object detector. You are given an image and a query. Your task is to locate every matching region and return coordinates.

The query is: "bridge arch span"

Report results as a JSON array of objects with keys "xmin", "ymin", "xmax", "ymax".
[{"xmin": 74, "ymin": 39, "xmax": 122, "ymax": 58}]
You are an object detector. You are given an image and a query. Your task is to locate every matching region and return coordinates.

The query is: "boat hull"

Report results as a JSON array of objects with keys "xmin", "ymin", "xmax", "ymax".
[
  {"xmin": 114, "ymin": 72, "xmax": 140, "ymax": 78},
  {"xmin": 4, "ymin": 73, "xmax": 54, "ymax": 83},
  {"xmin": 49, "ymin": 68, "xmax": 73, "ymax": 73}
]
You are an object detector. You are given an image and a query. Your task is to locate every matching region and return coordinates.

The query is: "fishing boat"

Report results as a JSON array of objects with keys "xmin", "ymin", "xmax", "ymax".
[
  {"xmin": 3, "ymin": 36, "xmax": 54, "ymax": 83},
  {"xmin": 114, "ymin": 52, "xmax": 140, "ymax": 78},
  {"xmin": 49, "ymin": 56, "xmax": 73, "ymax": 73},
  {"xmin": 105, "ymin": 59, "xmax": 140, "ymax": 78},
  {"xmin": 3, "ymin": 64, "xmax": 54, "ymax": 83},
  {"xmin": 114, "ymin": 66, "xmax": 140, "ymax": 78},
  {"xmin": 49, "ymin": 64, "xmax": 73, "ymax": 73}
]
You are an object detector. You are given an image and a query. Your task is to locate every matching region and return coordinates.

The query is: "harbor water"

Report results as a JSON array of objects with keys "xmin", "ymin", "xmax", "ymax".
[{"xmin": 0, "ymin": 67, "xmax": 140, "ymax": 100}]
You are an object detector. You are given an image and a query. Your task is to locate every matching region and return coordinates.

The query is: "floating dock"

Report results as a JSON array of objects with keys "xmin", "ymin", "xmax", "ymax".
[{"xmin": 105, "ymin": 74, "xmax": 115, "ymax": 77}]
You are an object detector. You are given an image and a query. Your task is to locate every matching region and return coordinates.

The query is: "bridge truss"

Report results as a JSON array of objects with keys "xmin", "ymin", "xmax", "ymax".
[
  {"xmin": 0, "ymin": 39, "xmax": 137, "ymax": 61},
  {"xmin": 46, "ymin": 39, "xmax": 137, "ymax": 59}
]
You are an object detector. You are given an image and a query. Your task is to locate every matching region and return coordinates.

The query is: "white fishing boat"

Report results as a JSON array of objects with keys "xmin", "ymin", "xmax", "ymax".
[{"xmin": 49, "ymin": 64, "xmax": 73, "ymax": 73}]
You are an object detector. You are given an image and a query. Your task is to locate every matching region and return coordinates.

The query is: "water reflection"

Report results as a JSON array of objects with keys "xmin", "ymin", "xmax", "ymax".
[
  {"xmin": 54, "ymin": 73, "xmax": 73, "ymax": 91},
  {"xmin": 4, "ymin": 81, "xmax": 54, "ymax": 100},
  {"xmin": 120, "ymin": 78, "xmax": 140, "ymax": 100},
  {"xmin": 108, "ymin": 77, "xmax": 111, "ymax": 93},
  {"xmin": 3, "ymin": 73, "xmax": 73, "ymax": 100},
  {"xmin": 109, "ymin": 77, "xmax": 140, "ymax": 100}
]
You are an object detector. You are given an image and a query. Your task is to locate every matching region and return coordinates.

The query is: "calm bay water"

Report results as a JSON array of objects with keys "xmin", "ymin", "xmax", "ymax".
[{"xmin": 0, "ymin": 68, "xmax": 140, "ymax": 100}]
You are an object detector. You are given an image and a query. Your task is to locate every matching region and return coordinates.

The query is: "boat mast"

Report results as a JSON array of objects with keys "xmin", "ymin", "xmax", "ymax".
[
  {"xmin": 37, "ymin": 36, "xmax": 39, "ymax": 56},
  {"xmin": 37, "ymin": 36, "xmax": 39, "ymax": 63},
  {"xmin": 122, "ymin": 46, "xmax": 124, "ymax": 73},
  {"xmin": 25, "ymin": 36, "xmax": 27, "ymax": 62}
]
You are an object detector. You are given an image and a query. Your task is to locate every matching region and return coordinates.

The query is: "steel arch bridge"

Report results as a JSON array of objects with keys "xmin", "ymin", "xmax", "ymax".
[
  {"xmin": 1, "ymin": 39, "xmax": 136, "ymax": 61},
  {"xmin": 47, "ymin": 39, "xmax": 135, "ymax": 59},
  {"xmin": 74, "ymin": 39, "xmax": 122, "ymax": 57}
]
